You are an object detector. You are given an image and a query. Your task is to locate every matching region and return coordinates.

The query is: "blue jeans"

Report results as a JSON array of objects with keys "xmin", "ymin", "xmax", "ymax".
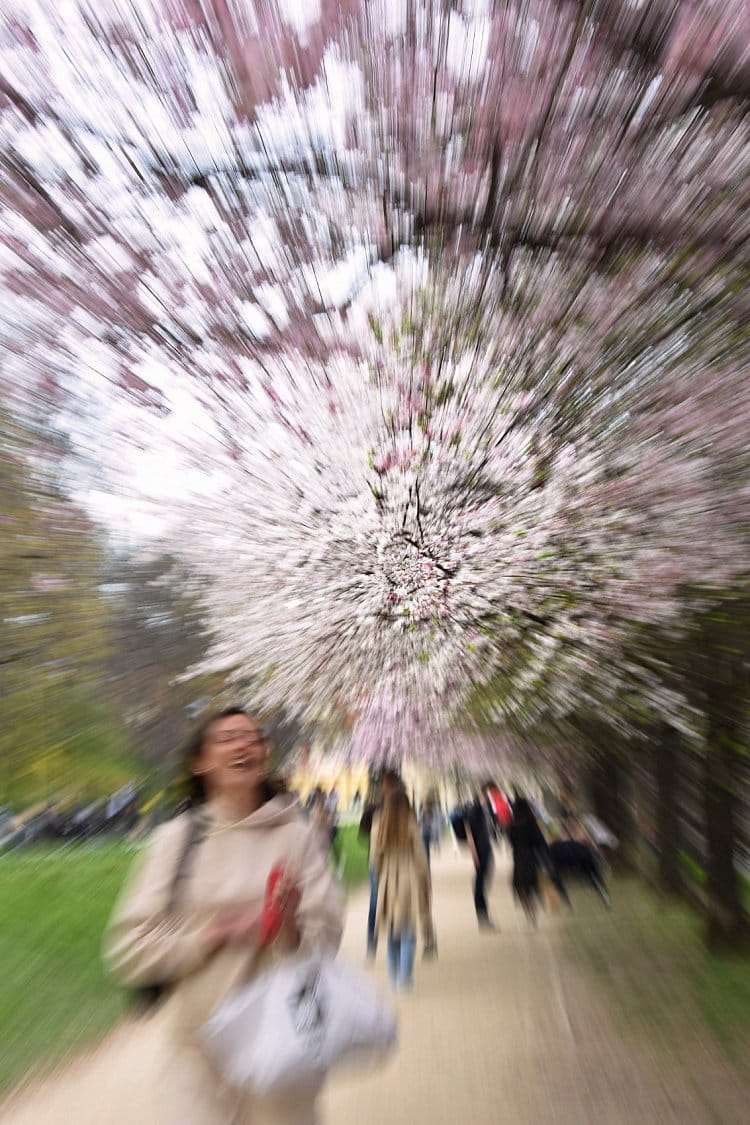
[
  {"xmin": 367, "ymin": 867, "xmax": 378, "ymax": 952},
  {"xmin": 387, "ymin": 928, "xmax": 416, "ymax": 990}
]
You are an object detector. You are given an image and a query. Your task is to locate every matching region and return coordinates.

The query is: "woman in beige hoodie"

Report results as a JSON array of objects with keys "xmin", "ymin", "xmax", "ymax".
[{"xmin": 105, "ymin": 707, "xmax": 343, "ymax": 1125}]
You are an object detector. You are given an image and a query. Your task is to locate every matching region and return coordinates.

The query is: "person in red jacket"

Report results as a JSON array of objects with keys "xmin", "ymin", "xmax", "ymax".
[{"xmin": 486, "ymin": 782, "xmax": 512, "ymax": 838}]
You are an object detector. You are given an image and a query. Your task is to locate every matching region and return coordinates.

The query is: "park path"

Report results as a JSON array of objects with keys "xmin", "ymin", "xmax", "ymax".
[{"xmin": 3, "ymin": 845, "xmax": 749, "ymax": 1124}]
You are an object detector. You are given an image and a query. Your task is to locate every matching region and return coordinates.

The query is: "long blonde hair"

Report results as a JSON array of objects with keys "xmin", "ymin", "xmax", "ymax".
[{"xmin": 376, "ymin": 789, "xmax": 414, "ymax": 854}]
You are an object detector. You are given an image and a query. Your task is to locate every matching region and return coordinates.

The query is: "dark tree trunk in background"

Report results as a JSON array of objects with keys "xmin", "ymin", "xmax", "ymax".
[
  {"xmin": 588, "ymin": 749, "xmax": 638, "ymax": 871},
  {"xmin": 703, "ymin": 705, "xmax": 748, "ymax": 951},
  {"xmin": 655, "ymin": 722, "xmax": 685, "ymax": 896},
  {"xmin": 689, "ymin": 602, "xmax": 750, "ymax": 952}
]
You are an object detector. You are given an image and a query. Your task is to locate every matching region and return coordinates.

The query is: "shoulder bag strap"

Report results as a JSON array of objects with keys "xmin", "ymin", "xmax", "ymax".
[{"xmin": 165, "ymin": 811, "xmax": 207, "ymax": 914}]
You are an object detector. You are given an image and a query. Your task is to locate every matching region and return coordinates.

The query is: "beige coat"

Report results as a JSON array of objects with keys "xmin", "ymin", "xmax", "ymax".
[
  {"xmin": 372, "ymin": 815, "xmax": 432, "ymax": 942},
  {"xmin": 105, "ymin": 795, "xmax": 343, "ymax": 1125}
]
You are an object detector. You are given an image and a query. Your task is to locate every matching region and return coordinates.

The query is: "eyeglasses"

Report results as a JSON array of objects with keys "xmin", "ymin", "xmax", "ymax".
[{"xmin": 212, "ymin": 730, "xmax": 267, "ymax": 747}]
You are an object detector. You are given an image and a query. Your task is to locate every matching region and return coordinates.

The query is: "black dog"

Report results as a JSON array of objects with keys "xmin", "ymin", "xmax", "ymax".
[{"xmin": 547, "ymin": 840, "xmax": 610, "ymax": 906}]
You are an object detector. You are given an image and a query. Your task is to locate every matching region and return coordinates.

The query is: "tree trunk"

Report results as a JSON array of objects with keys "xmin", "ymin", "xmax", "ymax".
[
  {"xmin": 703, "ymin": 709, "xmax": 748, "ymax": 951},
  {"xmin": 654, "ymin": 723, "xmax": 684, "ymax": 896},
  {"xmin": 588, "ymin": 750, "xmax": 638, "ymax": 872},
  {"xmin": 688, "ymin": 602, "xmax": 750, "ymax": 952}
]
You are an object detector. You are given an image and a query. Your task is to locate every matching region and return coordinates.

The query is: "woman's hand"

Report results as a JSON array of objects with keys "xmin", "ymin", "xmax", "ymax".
[
  {"xmin": 202, "ymin": 877, "xmax": 302, "ymax": 957},
  {"xmin": 226, "ymin": 907, "xmax": 264, "ymax": 943},
  {"xmin": 260, "ymin": 869, "xmax": 301, "ymax": 947},
  {"xmin": 202, "ymin": 907, "xmax": 262, "ymax": 954}
]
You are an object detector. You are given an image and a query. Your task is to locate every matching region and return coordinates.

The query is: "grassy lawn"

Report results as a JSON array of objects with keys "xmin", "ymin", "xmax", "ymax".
[
  {"xmin": 563, "ymin": 877, "xmax": 750, "ymax": 1060},
  {"xmin": 336, "ymin": 823, "xmax": 370, "ymax": 888},
  {"xmin": 0, "ymin": 843, "xmax": 133, "ymax": 1094},
  {"xmin": 0, "ymin": 824, "xmax": 368, "ymax": 1094}
]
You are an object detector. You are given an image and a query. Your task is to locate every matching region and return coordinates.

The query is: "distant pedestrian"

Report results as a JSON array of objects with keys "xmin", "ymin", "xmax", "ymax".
[
  {"xmin": 372, "ymin": 790, "xmax": 432, "ymax": 992},
  {"xmin": 308, "ymin": 790, "xmax": 342, "ymax": 868},
  {"xmin": 309, "ymin": 790, "xmax": 333, "ymax": 853},
  {"xmin": 325, "ymin": 788, "xmax": 341, "ymax": 863},
  {"xmin": 464, "ymin": 784, "xmax": 497, "ymax": 931},
  {"xmin": 509, "ymin": 796, "xmax": 547, "ymax": 928},
  {"xmin": 418, "ymin": 794, "xmax": 443, "ymax": 870},
  {"xmin": 359, "ymin": 768, "xmax": 403, "ymax": 958},
  {"xmin": 325, "ymin": 787, "xmax": 339, "ymax": 819}
]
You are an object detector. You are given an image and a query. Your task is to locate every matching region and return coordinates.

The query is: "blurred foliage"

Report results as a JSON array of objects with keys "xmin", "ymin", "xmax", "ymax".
[
  {"xmin": 1, "ymin": 414, "xmax": 127, "ymax": 805},
  {"xmin": 102, "ymin": 553, "xmax": 224, "ymax": 782},
  {"xmin": 1, "ymin": 414, "xmax": 224, "ymax": 810}
]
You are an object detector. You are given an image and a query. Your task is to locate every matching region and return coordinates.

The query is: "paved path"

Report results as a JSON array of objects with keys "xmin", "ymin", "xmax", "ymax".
[{"xmin": 3, "ymin": 846, "xmax": 749, "ymax": 1124}]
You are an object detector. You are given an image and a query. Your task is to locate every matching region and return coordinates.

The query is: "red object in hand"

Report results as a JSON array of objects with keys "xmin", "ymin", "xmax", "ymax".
[{"xmin": 259, "ymin": 865, "xmax": 297, "ymax": 946}]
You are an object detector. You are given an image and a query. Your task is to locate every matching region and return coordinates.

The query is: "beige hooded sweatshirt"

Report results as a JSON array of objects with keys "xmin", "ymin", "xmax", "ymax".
[{"xmin": 105, "ymin": 794, "xmax": 343, "ymax": 1124}]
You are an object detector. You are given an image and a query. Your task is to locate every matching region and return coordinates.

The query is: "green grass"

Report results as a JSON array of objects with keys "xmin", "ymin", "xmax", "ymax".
[
  {"xmin": 642, "ymin": 847, "xmax": 750, "ymax": 912},
  {"xmin": 0, "ymin": 843, "xmax": 133, "ymax": 1094},
  {"xmin": 679, "ymin": 850, "xmax": 707, "ymax": 887},
  {"xmin": 564, "ymin": 877, "xmax": 750, "ymax": 1057},
  {"xmin": 677, "ymin": 850, "xmax": 750, "ymax": 909},
  {"xmin": 336, "ymin": 823, "xmax": 370, "ymax": 888}
]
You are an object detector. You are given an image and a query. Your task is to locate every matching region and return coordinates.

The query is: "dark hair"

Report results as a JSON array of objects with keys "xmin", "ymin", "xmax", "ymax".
[
  {"xmin": 382, "ymin": 768, "xmax": 402, "ymax": 787},
  {"xmin": 181, "ymin": 706, "xmax": 278, "ymax": 808}
]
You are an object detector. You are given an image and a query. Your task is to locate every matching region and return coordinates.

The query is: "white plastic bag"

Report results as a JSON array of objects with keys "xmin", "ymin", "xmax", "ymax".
[{"xmin": 201, "ymin": 956, "xmax": 397, "ymax": 1096}]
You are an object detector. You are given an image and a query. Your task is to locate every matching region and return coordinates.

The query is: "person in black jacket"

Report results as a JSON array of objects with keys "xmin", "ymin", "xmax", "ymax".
[
  {"xmin": 464, "ymin": 785, "xmax": 497, "ymax": 931},
  {"xmin": 509, "ymin": 796, "xmax": 546, "ymax": 928}
]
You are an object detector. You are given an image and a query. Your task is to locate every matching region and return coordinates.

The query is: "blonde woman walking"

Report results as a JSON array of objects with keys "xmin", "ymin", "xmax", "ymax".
[{"xmin": 372, "ymin": 790, "xmax": 433, "ymax": 992}]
